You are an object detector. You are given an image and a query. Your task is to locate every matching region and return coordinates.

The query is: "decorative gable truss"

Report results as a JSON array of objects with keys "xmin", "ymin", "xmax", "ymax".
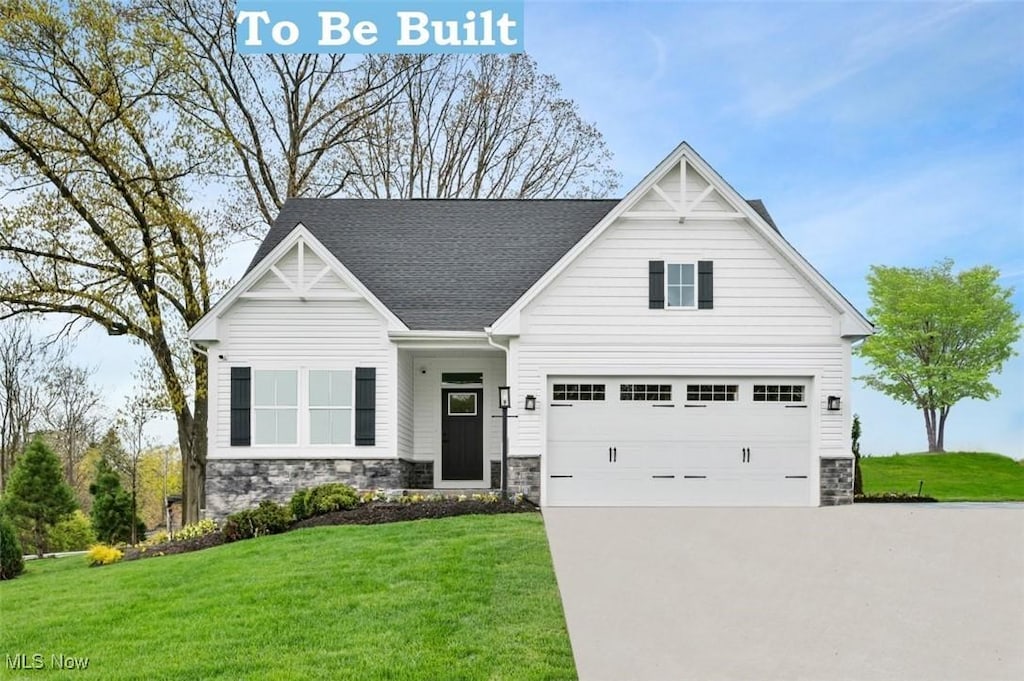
[
  {"xmin": 623, "ymin": 156, "xmax": 742, "ymax": 222},
  {"xmin": 189, "ymin": 224, "xmax": 407, "ymax": 342}
]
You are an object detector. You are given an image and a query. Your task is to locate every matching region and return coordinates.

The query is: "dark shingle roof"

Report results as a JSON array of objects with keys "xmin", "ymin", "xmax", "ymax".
[
  {"xmin": 250, "ymin": 199, "xmax": 619, "ymax": 330},
  {"xmin": 249, "ymin": 197, "xmax": 781, "ymax": 330}
]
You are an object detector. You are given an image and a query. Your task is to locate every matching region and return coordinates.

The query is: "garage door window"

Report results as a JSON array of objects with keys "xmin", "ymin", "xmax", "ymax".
[
  {"xmin": 686, "ymin": 384, "xmax": 738, "ymax": 402},
  {"xmin": 553, "ymin": 384, "xmax": 605, "ymax": 401},
  {"xmin": 753, "ymin": 384, "xmax": 804, "ymax": 402},
  {"xmin": 620, "ymin": 384, "xmax": 672, "ymax": 401}
]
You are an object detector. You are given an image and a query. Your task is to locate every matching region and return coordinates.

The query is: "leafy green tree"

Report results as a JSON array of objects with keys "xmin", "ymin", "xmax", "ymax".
[
  {"xmin": 857, "ymin": 260, "xmax": 1021, "ymax": 452},
  {"xmin": 1, "ymin": 436, "xmax": 76, "ymax": 557},
  {"xmin": 90, "ymin": 457, "xmax": 146, "ymax": 546}
]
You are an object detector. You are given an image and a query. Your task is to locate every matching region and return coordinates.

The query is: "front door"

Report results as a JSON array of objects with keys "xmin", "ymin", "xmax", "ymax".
[{"xmin": 441, "ymin": 388, "xmax": 484, "ymax": 480}]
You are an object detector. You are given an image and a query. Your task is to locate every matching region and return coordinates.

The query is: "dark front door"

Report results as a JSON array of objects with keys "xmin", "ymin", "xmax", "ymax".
[{"xmin": 442, "ymin": 388, "xmax": 484, "ymax": 480}]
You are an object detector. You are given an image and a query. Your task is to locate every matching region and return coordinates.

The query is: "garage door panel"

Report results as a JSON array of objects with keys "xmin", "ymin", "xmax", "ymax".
[{"xmin": 545, "ymin": 375, "xmax": 813, "ymax": 507}]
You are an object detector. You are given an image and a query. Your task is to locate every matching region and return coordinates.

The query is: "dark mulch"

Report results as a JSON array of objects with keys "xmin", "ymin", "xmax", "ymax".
[
  {"xmin": 292, "ymin": 499, "xmax": 536, "ymax": 529},
  {"xmin": 121, "ymin": 499, "xmax": 536, "ymax": 562},
  {"xmin": 855, "ymin": 493, "xmax": 939, "ymax": 503}
]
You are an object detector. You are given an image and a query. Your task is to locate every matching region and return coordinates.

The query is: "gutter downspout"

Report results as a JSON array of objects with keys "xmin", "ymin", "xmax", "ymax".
[{"xmin": 485, "ymin": 326, "xmax": 512, "ymax": 496}]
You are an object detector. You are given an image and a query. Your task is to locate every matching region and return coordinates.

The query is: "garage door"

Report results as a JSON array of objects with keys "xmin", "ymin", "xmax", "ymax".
[{"xmin": 546, "ymin": 377, "xmax": 812, "ymax": 506}]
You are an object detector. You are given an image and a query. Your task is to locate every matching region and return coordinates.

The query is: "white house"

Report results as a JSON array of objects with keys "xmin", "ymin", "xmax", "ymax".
[{"xmin": 189, "ymin": 142, "xmax": 873, "ymax": 518}]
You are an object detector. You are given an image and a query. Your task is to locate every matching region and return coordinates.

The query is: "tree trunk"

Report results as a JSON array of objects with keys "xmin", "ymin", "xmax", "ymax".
[
  {"xmin": 923, "ymin": 407, "xmax": 940, "ymax": 452},
  {"xmin": 936, "ymin": 407, "xmax": 949, "ymax": 453}
]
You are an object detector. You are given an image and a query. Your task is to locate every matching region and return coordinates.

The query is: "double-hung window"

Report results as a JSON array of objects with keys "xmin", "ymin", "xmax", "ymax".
[
  {"xmin": 666, "ymin": 263, "xmax": 696, "ymax": 308},
  {"xmin": 309, "ymin": 370, "xmax": 354, "ymax": 445},
  {"xmin": 253, "ymin": 370, "xmax": 298, "ymax": 445}
]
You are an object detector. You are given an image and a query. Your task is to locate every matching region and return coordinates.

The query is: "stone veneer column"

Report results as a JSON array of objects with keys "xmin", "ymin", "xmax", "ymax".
[
  {"xmin": 819, "ymin": 458, "xmax": 854, "ymax": 506},
  {"xmin": 507, "ymin": 456, "xmax": 541, "ymax": 504}
]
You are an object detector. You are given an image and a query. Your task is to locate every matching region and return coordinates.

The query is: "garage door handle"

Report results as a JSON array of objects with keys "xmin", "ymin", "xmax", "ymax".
[
  {"xmin": 608, "ymin": 447, "xmax": 612, "ymax": 462},
  {"xmin": 550, "ymin": 403, "xmax": 573, "ymax": 407},
  {"xmin": 652, "ymin": 404, "xmax": 675, "ymax": 408},
  {"xmin": 785, "ymin": 405, "xmax": 808, "ymax": 409},
  {"xmin": 684, "ymin": 475, "xmax": 706, "ymax": 479},
  {"xmin": 550, "ymin": 474, "xmax": 574, "ymax": 479},
  {"xmin": 683, "ymin": 404, "xmax": 707, "ymax": 408},
  {"xmin": 652, "ymin": 475, "xmax": 675, "ymax": 479},
  {"xmin": 785, "ymin": 475, "xmax": 808, "ymax": 479},
  {"xmin": 613, "ymin": 447, "xmax": 617, "ymax": 462}
]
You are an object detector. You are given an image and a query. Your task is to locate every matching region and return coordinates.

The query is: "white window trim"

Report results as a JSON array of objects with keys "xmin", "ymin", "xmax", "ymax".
[
  {"xmin": 665, "ymin": 261, "xmax": 698, "ymax": 310},
  {"xmin": 249, "ymin": 366, "xmax": 357, "ymax": 448}
]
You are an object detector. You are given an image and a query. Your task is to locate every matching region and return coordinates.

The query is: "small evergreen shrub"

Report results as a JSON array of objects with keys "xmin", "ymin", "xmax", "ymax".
[
  {"xmin": 0, "ymin": 514, "xmax": 25, "ymax": 580},
  {"xmin": 47, "ymin": 510, "xmax": 98, "ymax": 552},
  {"xmin": 222, "ymin": 501, "xmax": 291, "ymax": 542},
  {"xmin": 289, "ymin": 489, "xmax": 311, "ymax": 520},
  {"xmin": 86, "ymin": 544, "xmax": 124, "ymax": 566},
  {"xmin": 174, "ymin": 519, "xmax": 219, "ymax": 541},
  {"xmin": 290, "ymin": 483, "xmax": 359, "ymax": 520}
]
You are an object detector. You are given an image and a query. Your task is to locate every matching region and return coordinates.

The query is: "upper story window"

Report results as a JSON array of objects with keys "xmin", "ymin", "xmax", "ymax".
[
  {"xmin": 309, "ymin": 370, "xmax": 354, "ymax": 444},
  {"xmin": 666, "ymin": 263, "xmax": 696, "ymax": 308},
  {"xmin": 621, "ymin": 384, "xmax": 672, "ymax": 401},
  {"xmin": 253, "ymin": 370, "xmax": 298, "ymax": 444}
]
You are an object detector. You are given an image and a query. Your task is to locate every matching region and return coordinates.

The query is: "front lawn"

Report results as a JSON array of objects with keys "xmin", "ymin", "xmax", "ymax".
[
  {"xmin": 0, "ymin": 514, "xmax": 576, "ymax": 680},
  {"xmin": 860, "ymin": 452, "xmax": 1024, "ymax": 501}
]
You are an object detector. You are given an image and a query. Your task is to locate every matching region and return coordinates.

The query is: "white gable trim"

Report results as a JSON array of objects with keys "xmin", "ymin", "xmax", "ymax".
[
  {"xmin": 189, "ymin": 223, "xmax": 408, "ymax": 341},
  {"xmin": 489, "ymin": 142, "xmax": 873, "ymax": 338}
]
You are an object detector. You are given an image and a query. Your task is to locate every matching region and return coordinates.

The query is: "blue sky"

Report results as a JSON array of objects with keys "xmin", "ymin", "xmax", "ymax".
[{"xmin": 56, "ymin": 0, "xmax": 1023, "ymax": 457}]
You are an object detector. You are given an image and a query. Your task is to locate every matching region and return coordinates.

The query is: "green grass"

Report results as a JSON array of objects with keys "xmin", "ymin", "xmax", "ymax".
[
  {"xmin": 0, "ymin": 514, "xmax": 576, "ymax": 680},
  {"xmin": 861, "ymin": 451, "xmax": 1024, "ymax": 501}
]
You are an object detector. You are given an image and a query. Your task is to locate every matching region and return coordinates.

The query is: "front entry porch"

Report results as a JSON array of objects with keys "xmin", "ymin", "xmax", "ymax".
[{"xmin": 397, "ymin": 345, "xmax": 508, "ymax": 490}]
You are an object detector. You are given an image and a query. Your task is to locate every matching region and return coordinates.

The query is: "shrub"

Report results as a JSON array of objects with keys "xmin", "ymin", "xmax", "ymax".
[
  {"xmin": 86, "ymin": 544, "xmax": 123, "ymax": 566},
  {"xmin": 291, "ymin": 483, "xmax": 359, "ymax": 520},
  {"xmin": 289, "ymin": 489, "xmax": 311, "ymax": 520},
  {"xmin": 174, "ymin": 519, "xmax": 219, "ymax": 541},
  {"xmin": 0, "ymin": 513, "xmax": 25, "ymax": 580},
  {"xmin": 222, "ymin": 501, "xmax": 291, "ymax": 542},
  {"xmin": 144, "ymin": 530, "xmax": 171, "ymax": 546},
  {"xmin": 47, "ymin": 510, "xmax": 98, "ymax": 552}
]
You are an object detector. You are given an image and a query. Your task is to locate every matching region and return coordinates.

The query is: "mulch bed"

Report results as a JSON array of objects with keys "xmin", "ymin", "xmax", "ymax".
[
  {"xmin": 122, "ymin": 499, "xmax": 537, "ymax": 562},
  {"xmin": 854, "ymin": 493, "xmax": 938, "ymax": 503}
]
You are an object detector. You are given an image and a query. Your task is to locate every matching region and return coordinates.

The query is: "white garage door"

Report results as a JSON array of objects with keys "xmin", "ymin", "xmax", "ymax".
[{"xmin": 546, "ymin": 377, "xmax": 812, "ymax": 506}]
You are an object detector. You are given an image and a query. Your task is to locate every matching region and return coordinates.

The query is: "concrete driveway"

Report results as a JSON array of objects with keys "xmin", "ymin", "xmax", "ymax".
[{"xmin": 543, "ymin": 506, "xmax": 1024, "ymax": 681}]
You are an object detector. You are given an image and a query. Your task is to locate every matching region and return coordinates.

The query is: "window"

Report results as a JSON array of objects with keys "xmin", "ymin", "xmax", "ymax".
[
  {"xmin": 253, "ymin": 370, "xmax": 297, "ymax": 444},
  {"xmin": 666, "ymin": 263, "xmax": 696, "ymax": 308},
  {"xmin": 620, "ymin": 384, "xmax": 672, "ymax": 401},
  {"xmin": 552, "ymin": 384, "xmax": 606, "ymax": 401},
  {"xmin": 309, "ymin": 370, "xmax": 353, "ymax": 444},
  {"xmin": 753, "ymin": 384, "xmax": 805, "ymax": 403},
  {"xmin": 447, "ymin": 392, "xmax": 478, "ymax": 416},
  {"xmin": 686, "ymin": 384, "xmax": 738, "ymax": 402}
]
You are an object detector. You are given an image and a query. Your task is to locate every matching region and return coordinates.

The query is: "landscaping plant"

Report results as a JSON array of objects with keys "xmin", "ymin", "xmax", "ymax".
[
  {"xmin": 1, "ymin": 437, "xmax": 77, "ymax": 557},
  {"xmin": 0, "ymin": 512, "xmax": 25, "ymax": 580}
]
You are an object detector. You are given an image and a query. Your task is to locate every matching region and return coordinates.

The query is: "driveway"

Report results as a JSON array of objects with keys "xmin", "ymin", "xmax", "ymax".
[{"xmin": 543, "ymin": 506, "xmax": 1024, "ymax": 681}]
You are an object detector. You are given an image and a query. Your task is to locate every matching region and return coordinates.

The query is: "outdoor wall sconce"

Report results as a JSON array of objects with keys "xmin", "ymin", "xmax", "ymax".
[
  {"xmin": 827, "ymin": 395, "xmax": 842, "ymax": 412},
  {"xmin": 498, "ymin": 385, "xmax": 511, "ymax": 410},
  {"xmin": 524, "ymin": 394, "xmax": 537, "ymax": 411}
]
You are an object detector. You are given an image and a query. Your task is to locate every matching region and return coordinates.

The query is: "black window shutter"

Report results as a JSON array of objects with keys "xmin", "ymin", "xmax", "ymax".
[
  {"xmin": 648, "ymin": 261, "xmax": 665, "ymax": 309},
  {"xmin": 698, "ymin": 261, "xmax": 714, "ymax": 309},
  {"xmin": 355, "ymin": 367, "xmax": 376, "ymax": 446},
  {"xmin": 230, "ymin": 367, "xmax": 251, "ymax": 446}
]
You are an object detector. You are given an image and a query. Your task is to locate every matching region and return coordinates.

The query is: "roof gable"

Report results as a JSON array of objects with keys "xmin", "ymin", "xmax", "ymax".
[
  {"xmin": 246, "ymin": 199, "xmax": 619, "ymax": 330},
  {"xmin": 189, "ymin": 224, "xmax": 406, "ymax": 341},
  {"xmin": 489, "ymin": 142, "xmax": 873, "ymax": 337}
]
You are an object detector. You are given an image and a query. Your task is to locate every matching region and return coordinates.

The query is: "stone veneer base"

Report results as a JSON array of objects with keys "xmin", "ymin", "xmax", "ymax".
[{"xmin": 820, "ymin": 458, "xmax": 854, "ymax": 506}]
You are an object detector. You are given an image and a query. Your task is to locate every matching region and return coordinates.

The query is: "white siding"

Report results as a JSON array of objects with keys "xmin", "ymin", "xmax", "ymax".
[
  {"xmin": 396, "ymin": 350, "xmax": 414, "ymax": 458},
  {"xmin": 513, "ymin": 215, "xmax": 852, "ymax": 463},
  {"xmin": 212, "ymin": 297, "xmax": 395, "ymax": 458},
  {"xmin": 249, "ymin": 243, "xmax": 352, "ymax": 295}
]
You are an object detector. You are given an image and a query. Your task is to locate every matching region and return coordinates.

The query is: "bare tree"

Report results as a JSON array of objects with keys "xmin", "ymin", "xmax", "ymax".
[
  {"xmin": 0, "ymin": 318, "xmax": 64, "ymax": 489},
  {"xmin": 42, "ymin": 362, "xmax": 103, "ymax": 499},
  {"xmin": 115, "ymin": 391, "xmax": 154, "ymax": 546},
  {"xmin": 146, "ymin": 0, "xmax": 420, "ymax": 236},
  {"xmin": 342, "ymin": 54, "xmax": 620, "ymax": 199}
]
